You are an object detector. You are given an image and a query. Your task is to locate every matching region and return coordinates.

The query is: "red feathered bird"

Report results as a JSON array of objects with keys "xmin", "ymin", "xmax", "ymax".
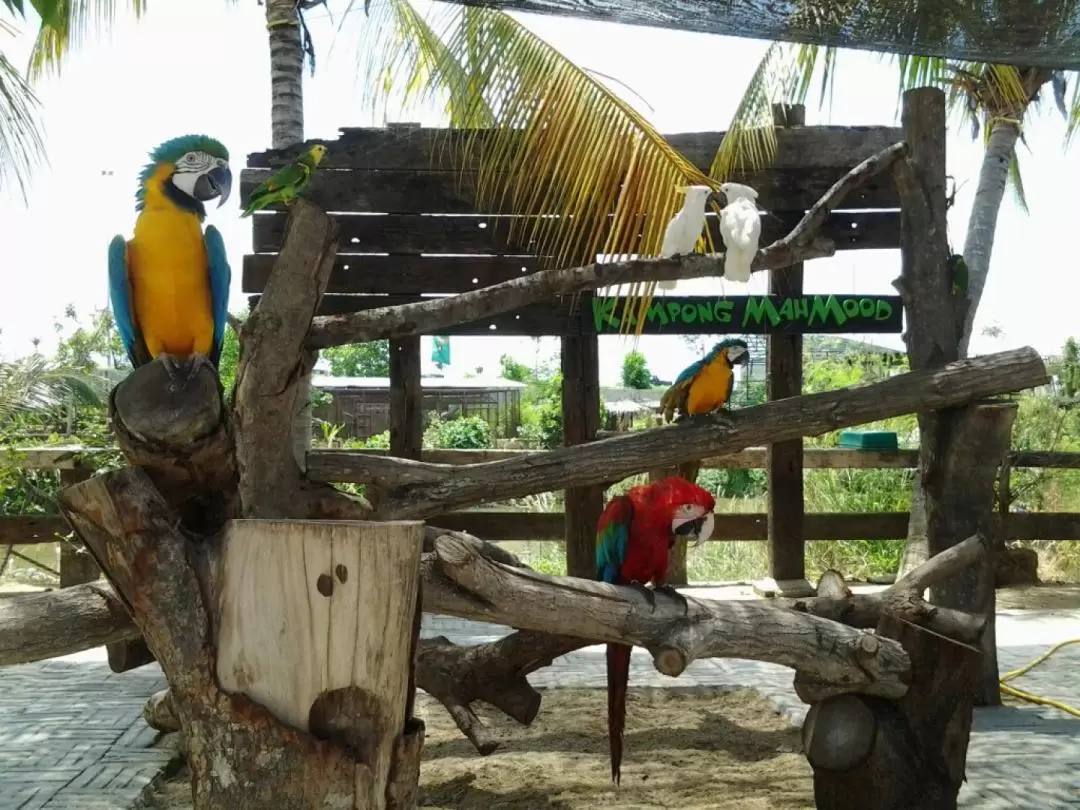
[{"xmin": 594, "ymin": 476, "xmax": 716, "ymax": 784}]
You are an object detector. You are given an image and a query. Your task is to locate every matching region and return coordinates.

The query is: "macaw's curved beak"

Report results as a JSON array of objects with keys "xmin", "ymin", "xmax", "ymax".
[
  {"xmin": 729, "ymin": 347, "xmax": 750, "ymax": 366},
  {"xmin": 671, "ymin": 510, "xmax": 715, "ymax": 547},
  {"xmin": 194, "ymin": 165, "xmax": 233, "ymax": 207}
]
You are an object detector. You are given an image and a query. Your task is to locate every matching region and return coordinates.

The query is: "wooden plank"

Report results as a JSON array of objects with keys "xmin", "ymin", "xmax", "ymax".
[
  {"xmin": 428, "ymin": 511, "xmax": 1080, "ymax": 543},
  {"xmin": 248, "ymin": 126, "xmax": 905, "ymax": 172},
  {"xmin": 240, "ymin": 164, "xmax": 899, "ymax": 216},
  {"xmin": 561, "ymin": 334, "xmax": 605, "ymax": 579},
  {"xmin": 0, "ymin": 515, "xmax": 69, "ymax": 545},
  {"xmin": 0, "ymin": 446, "xmax": 85, "ymax": 471},
  {"xmin": 248, "ymin": 209, "xmax": 901, "ymax": 258},
  {"xmin": 244, "ymin": 255, "xmax": 548, "ymax": 295},
  {"xmin": 290, "ymin": 292, "xmax": 904, "ymax": 337}
]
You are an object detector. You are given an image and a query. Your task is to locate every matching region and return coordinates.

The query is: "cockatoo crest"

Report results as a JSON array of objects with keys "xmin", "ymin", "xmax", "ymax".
[{"xmin": 656, "ymin": 184, "xmax": 715, "ymax": 292}]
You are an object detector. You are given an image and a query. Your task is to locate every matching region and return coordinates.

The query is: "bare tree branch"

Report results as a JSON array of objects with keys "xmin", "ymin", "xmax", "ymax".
[
  {"xmin": 305, "ymin": 142, "xmax": 908, "ymax": 349},
  {"xmin": 307, "ymin": 347, "xmax": 1048, "ymax": 519}
]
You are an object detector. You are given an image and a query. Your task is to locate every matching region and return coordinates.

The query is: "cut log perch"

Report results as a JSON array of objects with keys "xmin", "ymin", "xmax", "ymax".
[
  {"xmin": 309, "ymin": 347, "xmax": 1049, "ymax": 519},
  {"xmin": 305, "ymin": 141, "xmax": 908, "ymax": 349}
]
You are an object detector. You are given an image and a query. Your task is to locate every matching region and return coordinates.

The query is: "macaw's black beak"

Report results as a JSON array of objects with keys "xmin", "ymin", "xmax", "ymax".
[
  {"xmin": 674, "ymin": 516, "xmax": 707, "ymax": 538},
  {"xmin": 194, "ymin": 165, "xmax": 233, "ymax": 207}
]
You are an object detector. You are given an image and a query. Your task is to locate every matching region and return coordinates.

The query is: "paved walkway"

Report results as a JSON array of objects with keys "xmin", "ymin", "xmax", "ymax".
[{"xmin": 1, "ymin": 588, "xmax": 1078, "ymax": 808}]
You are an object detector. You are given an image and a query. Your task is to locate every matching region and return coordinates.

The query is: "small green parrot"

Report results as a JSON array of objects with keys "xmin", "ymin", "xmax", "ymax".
[
  {"xmin": 948, "ymin": 254, "xmax": 969, "ymax": 296},
  {"xmin": 241, "ymin": 143, "xmax": 328, "ymax": 217}
]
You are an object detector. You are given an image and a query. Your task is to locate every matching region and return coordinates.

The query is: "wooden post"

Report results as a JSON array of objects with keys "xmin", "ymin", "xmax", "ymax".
[
  {"xmin": 389, "ymin": 338, "xmax": 423, "ymax": 461},
  {"xmin": 755, "ymin": 103, "xmax": 813, "ymax": 599},
  {"xmin": 58, "ymin": 466, "xmax": 100, "ymax": 588},
  {"xmin": 561, "ymin": 334, "xmax": 604, "ymax": 579}
]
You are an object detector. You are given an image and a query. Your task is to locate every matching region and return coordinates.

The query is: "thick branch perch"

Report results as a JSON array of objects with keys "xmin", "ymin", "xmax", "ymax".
[
  {"xmin": 309, "ymin": 347, "xmax": 1048, "ymax": 518},
  {"xmin": 431, "ymin": 534, "xmax": 911, "ymax": 698},
  {"xmin": 305, "ymin": 142, "xmax": 907, "ymax": 348}
]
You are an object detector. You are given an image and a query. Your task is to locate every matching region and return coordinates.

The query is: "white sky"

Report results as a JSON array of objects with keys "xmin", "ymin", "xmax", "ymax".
[{"xmin": 1, "ymin": 0, "xmax": 1076, "ymax": 385}]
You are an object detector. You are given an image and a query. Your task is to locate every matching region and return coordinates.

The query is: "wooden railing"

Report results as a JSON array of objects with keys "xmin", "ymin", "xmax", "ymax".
[{"xmin": 3, "ymin": 446, "xmax": 1079, "ymax": 559}]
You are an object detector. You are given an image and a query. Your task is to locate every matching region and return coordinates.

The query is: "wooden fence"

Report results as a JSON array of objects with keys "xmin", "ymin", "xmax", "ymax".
[{"xmin": 3, "ymin": 446, "xmax": 1078, "ymax": 589}]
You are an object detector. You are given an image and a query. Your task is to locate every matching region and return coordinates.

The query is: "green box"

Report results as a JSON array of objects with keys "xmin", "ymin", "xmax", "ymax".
[{"xmin": 837, "ymin": 430, "xmax": 899, "ymax": 452}]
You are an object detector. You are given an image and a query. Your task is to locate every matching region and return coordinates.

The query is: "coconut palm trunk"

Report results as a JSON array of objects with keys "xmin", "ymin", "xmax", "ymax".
[{"xmin": 265, "ymin": 0, "xmax": 305, "ymax": 150}]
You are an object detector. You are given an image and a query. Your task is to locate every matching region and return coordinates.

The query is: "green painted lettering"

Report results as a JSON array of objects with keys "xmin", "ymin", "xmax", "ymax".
[
  {"xmin": 793, "ymin": 298, "xmax": 809, "ymax": 320},
  {"xmin": 714, "ymin": 300, "xmax": 734, "ymax": 323},
  {"xmin": 875, "ymin": 300, "xmax": 893, "ymax": 321},
  {"xmin": 646, "ymin": 301, "xmax": 669, "ymax": 325},
  {"xmin": 842, "ymin": 298, "xmax": 860, "ymax": 318},
  {"xmin": 681, "ymin": 303, "xmax": 698, "ymax": 323},
  {"xmin": 858, "ymin": 298, "xmax": 875, "ymax": 317},
  {"xmin": 592, "ymin": 297, "xmax": 618, "ymax": 331},
  {"xmin": 743, "ymin": 296, "xmax": 781, "ymax": 327},
  {"xmin": 697, "ymin": 303, "xmax": 714, "ymax": 324},
  {"xmin": 667, "ymin": 302, "xmax": 682, "ymax": 323},
  {"xmin": 809, "ymin": 295, "xmax": 846, "ymax": 326},
  {"xmin": 778, "ymin": 298, "xmax": 794, "ymax": 320}
]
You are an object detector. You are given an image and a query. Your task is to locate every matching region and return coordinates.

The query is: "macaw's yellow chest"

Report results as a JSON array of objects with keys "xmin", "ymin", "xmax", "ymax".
[
  {"xmin": 128, "ymin": 209, "xmax": 214, "ymax": 360},
  {"xmin": 686, "ymin": 356, "xmax": 733, "ymax": 414}
]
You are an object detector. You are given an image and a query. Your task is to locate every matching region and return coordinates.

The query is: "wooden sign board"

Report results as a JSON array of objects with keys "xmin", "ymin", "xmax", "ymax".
[{"xmin": 588, "ymin": 295, "xmax": 903, "ymax": 335}]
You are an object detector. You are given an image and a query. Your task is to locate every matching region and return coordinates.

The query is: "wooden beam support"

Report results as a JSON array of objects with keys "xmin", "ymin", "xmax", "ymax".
[
  {"xmin": 58, "ymin": 467, "xmax": 99, "ymax": 588},
  {"xmin": 561, "ymin": 334, "xmax": 604, "ymax": 579},
  {"xmin": 758, "ymin": 103, "xmax": 813, "ymax": 600}
]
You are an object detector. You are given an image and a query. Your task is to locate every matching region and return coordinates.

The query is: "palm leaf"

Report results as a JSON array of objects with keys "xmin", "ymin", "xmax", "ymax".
[
  {"xmin": 0, "ymin": 355, "xmax": 103, "ymax": 426},
  {"xmin": 0, "ymin": 19, "xmax": 45, "ymax": 202},
  {"xmin": 26, "ymin": 0, "xmax": 148, "ymax": 80},
  {"xmin": 353, "ymin": 1, "xmax": 717, "ymax": 335}
]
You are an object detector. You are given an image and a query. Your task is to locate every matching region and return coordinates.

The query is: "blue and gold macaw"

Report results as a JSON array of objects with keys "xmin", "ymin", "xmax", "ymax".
[
  {"xmin": 658, "ymin": 338, "xmax": 750, "ymax": 482},
  {"xmin": 108, "ymin": 135, "xmax": 233, "ymax": 385}
]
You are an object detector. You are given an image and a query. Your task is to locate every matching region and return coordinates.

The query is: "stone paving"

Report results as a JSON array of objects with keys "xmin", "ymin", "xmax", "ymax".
[{"xmin": 1, "ymin": 589, "xmax": 1078, "ymax": 808}]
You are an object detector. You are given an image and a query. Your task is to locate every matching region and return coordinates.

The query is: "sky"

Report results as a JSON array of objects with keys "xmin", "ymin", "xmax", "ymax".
[{"xmin": 1, "ymin": 0, "xmax": 1076, "ymax": 386}]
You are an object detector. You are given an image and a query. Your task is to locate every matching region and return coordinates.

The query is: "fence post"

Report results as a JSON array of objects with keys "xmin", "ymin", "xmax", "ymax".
[{"xmin": 58, "ymin": 465, "xmax": 100, "ymax": 588}]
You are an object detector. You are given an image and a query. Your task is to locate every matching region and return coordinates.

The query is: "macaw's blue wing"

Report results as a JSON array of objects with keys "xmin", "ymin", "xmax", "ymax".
[
  {"xmin": 203, "ymin": 225, "xmax": 232, "ymax": 366},
  {"xmin": 596, "ymin": 495, "xmax": 634, "ymax": 584},
  {"xmin": 108, "ymin": 235, "xmax": 145, "ymax": 367}
]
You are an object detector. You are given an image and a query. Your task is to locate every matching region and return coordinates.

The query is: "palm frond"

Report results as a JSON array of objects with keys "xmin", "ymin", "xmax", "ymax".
[
  {"xmin": 1064, "ymin": 70, "xmax": 1080, "ymax": 146},
  {"xmin": 709, "ymin": 41, "xmax": 807, "ymax": 181},
  {"xmin": 1006, "ymin": 150, "xmax": 1029, "ymax": 214},
  {"xmin": 0, "ymin": 19, "xmax": 45, "ymax": 202},
  {"xmin": 26, "ymin": 0, "xmax": 148, "ymax": 80},
  {"xmin": 353, "ymin": 1, "xmax": 716, "ymax": 335},
  {"xmin": 0, "ymin": 355, "xmax": 103, "ymax": 426}
]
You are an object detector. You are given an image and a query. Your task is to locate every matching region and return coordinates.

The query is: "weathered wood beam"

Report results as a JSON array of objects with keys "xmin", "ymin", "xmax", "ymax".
[
  {"xmin": 246, "ymin": 210, "xmax": 900, "ymax": 263},
  {"xmin": 247, "ymin": 125, "xmax": 904, "ymax": 172},
  {"xmin": 305, "ymin": 141, "xmax": 908, "ymax": 349},
  {"xmin": 310, "ymin": 347, "xmax": 1048, "ymax": 519}
]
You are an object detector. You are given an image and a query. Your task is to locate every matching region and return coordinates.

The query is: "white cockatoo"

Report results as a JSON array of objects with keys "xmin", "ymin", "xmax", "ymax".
[
  {"xmin": 717, "ymin": 182, "xmax": 761, "ymax": 284},
  {"xmin": 656, "ymin": 184, "xmax": 714, "ymax": 291}
]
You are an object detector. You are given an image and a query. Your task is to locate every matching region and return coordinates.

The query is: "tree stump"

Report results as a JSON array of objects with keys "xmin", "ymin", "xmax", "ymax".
[{"xmin": 59, "ymin": 470, "xmax": 425, "ymax": 810}]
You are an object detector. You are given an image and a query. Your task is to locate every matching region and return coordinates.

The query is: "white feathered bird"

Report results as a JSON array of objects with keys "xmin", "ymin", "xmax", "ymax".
[
  {"xmin": 717, "ymin": 182, "xmax": 761, "ymax": 283},
  {"xmin": 656, "ymin": 184, "xmax": 714, "ymax": 291}
]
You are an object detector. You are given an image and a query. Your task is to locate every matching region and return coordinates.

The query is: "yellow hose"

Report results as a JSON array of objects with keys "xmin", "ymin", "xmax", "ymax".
[{"xmin": 998, "ymin": 638, "xmax": 1080, "ymax": 719}]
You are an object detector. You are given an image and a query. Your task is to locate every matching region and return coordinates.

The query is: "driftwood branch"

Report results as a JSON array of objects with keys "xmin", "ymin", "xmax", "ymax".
[
  {"xmin": 784, "ymin": 533, "xmax": 990, "ymax": 646},
  {"xmin": 308, "ymin": 347, "xmax": 1048, "ymax": 519},
  {"xmin": 305, "ymin": 141, "xmax": 908, "ymax": 349}
]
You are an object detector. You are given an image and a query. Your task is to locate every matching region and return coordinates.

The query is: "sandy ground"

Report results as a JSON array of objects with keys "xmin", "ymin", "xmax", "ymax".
[{"xmin": 143, "ymin": 688, "xmax": 814, "ymax": 809}]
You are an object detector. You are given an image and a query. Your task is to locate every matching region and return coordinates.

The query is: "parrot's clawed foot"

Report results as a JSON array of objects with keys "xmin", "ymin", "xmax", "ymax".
[
  {"xmin": 710, "ymin": 410, "xmax": 736, "ymax": 430},
  {"xmin": 654, "ymin": 584, "xmax": 689, "ymax": 615},
  {"xmin": 159, "ymin": 354, "xmax": 186, "ymax": 392},
  {"xmin": 626, "ymin": 581, "xmax": 658, "ymax": 611}
]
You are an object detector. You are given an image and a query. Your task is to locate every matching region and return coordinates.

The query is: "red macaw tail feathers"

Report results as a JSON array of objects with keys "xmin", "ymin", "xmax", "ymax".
[{"xmin": 606, "ymin": 641, "xmax": 632, "ymax": 785}]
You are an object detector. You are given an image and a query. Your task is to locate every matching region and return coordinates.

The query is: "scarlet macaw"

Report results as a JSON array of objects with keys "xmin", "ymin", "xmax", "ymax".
[
  {"xmin": 595, "ymin": 476, "xmax": 716, "ymax": 784},
  {"xmin": 108, "ymin": 135, "xmax": 232, "ymax": 384},
  {"xmin": 658, "ymin": 338, "xmax": 750, "ymax": 483}
]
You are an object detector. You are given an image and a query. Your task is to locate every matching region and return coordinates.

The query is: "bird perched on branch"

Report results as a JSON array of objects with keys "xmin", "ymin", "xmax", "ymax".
[
  {"xmin": 656, "ymin": 185, "xmax": 715, "ymax": 291},
  {"xmin": 108, "ymin": 135, "xmax": 233, "ymax": 386},
  {"xmin": 595, "ymin": 477, "xmax": 716, "ymax": 785},
  {"xmin": 241, "ymin": 142, "xmax": 328, "ymax": 217},
  {"xmin": 717, "ymin": 182, "xmax": 762, "ymax": 283},
  {"xmin": 659, "ymin": 338, "xmax": 750, "ymax": 483}
]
